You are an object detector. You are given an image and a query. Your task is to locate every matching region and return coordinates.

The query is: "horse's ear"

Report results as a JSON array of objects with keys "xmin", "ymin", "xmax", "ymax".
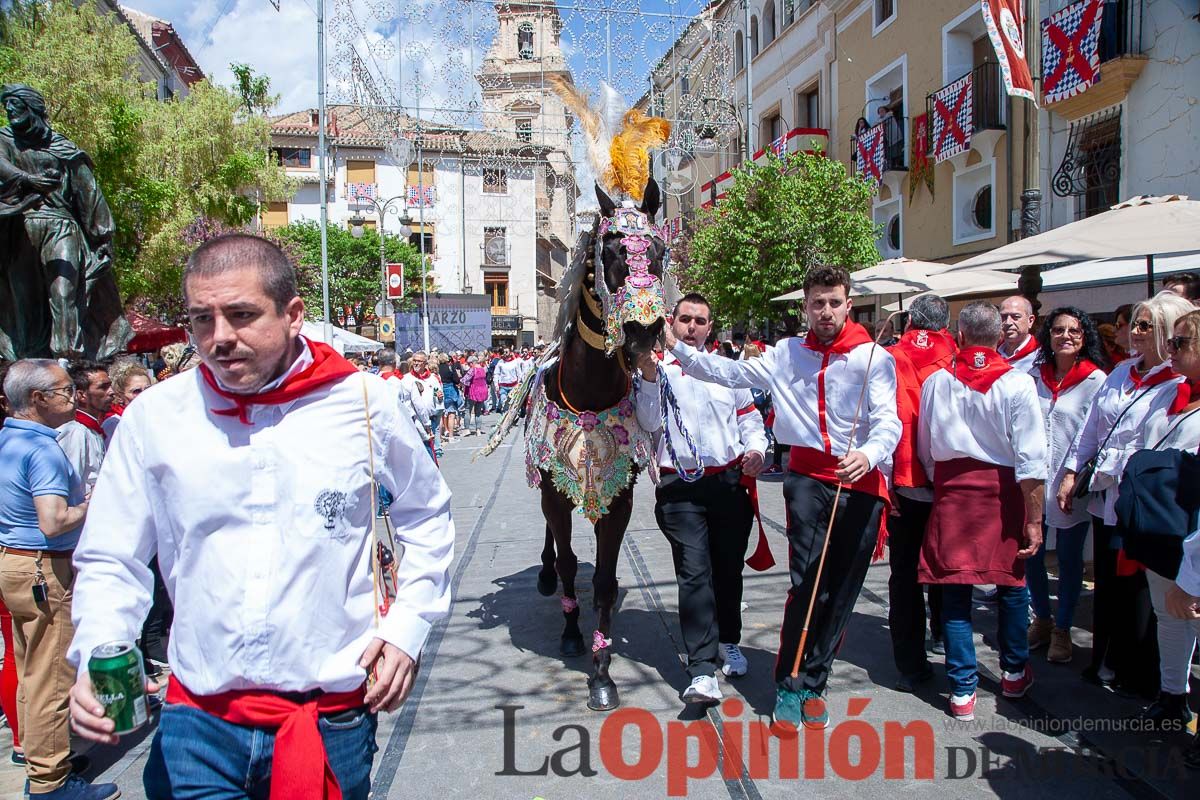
[
  {"xmin": 640, "ymin": 177, "xmax": 661, "ymax": 219},
  {"xmin": 595, "ymin": 184, "xmax": 617, "ymax": 218}
]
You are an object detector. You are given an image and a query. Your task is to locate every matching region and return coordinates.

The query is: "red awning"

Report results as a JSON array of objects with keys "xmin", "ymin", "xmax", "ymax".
[{"xmin": 125, "ymin": 310, "xmax": 188, "ymax": 353}]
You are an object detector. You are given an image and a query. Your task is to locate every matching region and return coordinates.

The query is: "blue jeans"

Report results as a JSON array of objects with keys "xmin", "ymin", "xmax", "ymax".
[
  {"xmin": 498, "ymin": 385, "xmax": 514, "ymax": 411},
  {"xmin": 430, "ymin": 411, "xmax": 444, "ymax": 453},
  {"xmin": 1026, "ymin": 520, "xmax": 1089, "ymax": 629},
  {"xmin": 144, "ymin": 702, "xmax": 377, "ymax": 800},
  {"xmin": 941, "ymin": 584, "xmax": 1029, "ymax": 696}
]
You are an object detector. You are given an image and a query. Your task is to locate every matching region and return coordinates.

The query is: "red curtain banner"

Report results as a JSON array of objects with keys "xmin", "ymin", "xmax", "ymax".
[{"xmin": 982, "ymin": 0, "xmax": 1036, "ymax": 102}]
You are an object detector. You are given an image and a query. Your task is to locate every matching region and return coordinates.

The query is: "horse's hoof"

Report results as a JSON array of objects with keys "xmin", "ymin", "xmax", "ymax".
[
  {"xmin": 536, "ymin": 569, "xmax": 557, "ymax": 597},
  {"xmin": 587, "ymin": 681, "xmax": 620, "ymax": 712},
  {"xmin": 561, "ymin": 634, "xmax": 585, "ymax": 657}
]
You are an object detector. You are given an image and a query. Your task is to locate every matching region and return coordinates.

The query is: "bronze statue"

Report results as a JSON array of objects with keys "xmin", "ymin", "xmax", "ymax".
[{"xmin": 0, "ymin": 84, "xmax": 131, "ymax": 361}]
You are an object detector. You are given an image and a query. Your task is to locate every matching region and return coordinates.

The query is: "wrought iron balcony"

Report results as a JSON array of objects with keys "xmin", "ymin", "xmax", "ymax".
[
  {"xmin": 850, "ymin": 115, "xmax": 906, "ymax": 174},
  {"xmin": 925, "ymin": 61, "xmax": 1006, "ymax": 143}
]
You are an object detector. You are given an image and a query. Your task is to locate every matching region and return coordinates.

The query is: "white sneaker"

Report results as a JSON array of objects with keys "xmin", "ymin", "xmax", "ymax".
[
  {"xmin": 681, "ymin": 675, "xmax": 722, "ymax": 703},
  {"xmin": 720, "ymin": 643, "xmax": 748, "ymax": 677}
]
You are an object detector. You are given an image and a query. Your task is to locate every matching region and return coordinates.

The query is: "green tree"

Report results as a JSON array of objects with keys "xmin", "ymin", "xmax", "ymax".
[
  {"xmin": 0, "ymin": 0, "xmax": 291, "ymax": 314},
  {"xmin": 271, "ymin": 221, "xmax": 425, "ymax": 324},
  {"xmin": 679, "ymin": 150, "xmax": 880, "ymax": 331},
  {"xmin": 229, "ymin": 62, "xmax": 276, "ymax": 116}
]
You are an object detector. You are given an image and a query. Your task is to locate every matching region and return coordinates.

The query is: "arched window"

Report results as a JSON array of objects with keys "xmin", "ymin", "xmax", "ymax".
[
  {"xmin": 764, "ymin": 2, "xmax": 776, "ymax": 45},
  {"xmin": 784, "ymin": 0, "xmax": 795, "ymax": 26},
  {"xmin": 750, "ymin": 17, "xmax": 759, "ymax": 57},
  {"xmin": 517, "ymin": 21, "xmax": 534, "ymax": 60},
  {"xmin": 735, "ymin": 30, "xmax": 745, "ymax": 72}
]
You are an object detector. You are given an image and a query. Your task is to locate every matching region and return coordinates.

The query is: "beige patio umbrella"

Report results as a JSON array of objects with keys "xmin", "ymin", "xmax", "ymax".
[
  {"xmin": 928, "ymin": 196, "xmax": 1200, "ymax": 297},
  {"xmin": 771, "ymin": 258, "xmax": 1009, "ymax": 308}
]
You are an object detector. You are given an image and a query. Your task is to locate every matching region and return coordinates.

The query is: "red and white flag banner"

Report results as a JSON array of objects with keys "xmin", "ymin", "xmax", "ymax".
[{"xmin": 981, "ymin": 0, "xmax": 1036, "ymax": 102}]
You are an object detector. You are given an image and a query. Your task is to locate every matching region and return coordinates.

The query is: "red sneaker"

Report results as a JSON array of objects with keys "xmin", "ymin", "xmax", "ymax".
[
  {"xmin": 950, "ymin": 692, "xmax": 976, "ymax": 721},
  {"xmin": 1001, "ymin": 664, "xmax": 1035, "ymax": 698}
]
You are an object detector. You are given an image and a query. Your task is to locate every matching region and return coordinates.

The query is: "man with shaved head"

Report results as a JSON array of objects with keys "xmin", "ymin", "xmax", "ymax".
[
  {"xmin": 998, "ymin": 296, "xmax": 1039, "ymax": 372},
  {"xmin": 67, "ymin": 233, "xmax": 454, "ymax": 798}
]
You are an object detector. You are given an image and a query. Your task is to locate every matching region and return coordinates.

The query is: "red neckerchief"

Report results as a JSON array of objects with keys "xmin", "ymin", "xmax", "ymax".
[
  {"xmin": 804, "ymin": 320, "xmax": 874, "ymax": 354},
  {"xmin": 106, "ymin": 403, "xmax": 125, "ymax": 419},
  {"xmin": 1001, "ymin": 334, "xmax": 1039, "ymax": 363},
  {"xmin": 952, "ymin": 347, "xmax": 1012, "ymax": 393},
  {"xmin": 1129, "ymin": 362, "xmax": 1178, "ymax": 390},
  {"xmin": 411, "ymin": 368, "xmax": 432, "ymax": 380},
  {"xmin": 892, "ymin": 328, "xmax": 957, "ymax": 367},
  {"xmin": 1169, "ymin": 378, "xmax": 1200, "ymax": 415},
  {"xmin": 503, "ymin": 354, "xmax": 515, "ymax": 362},
  {"xmin": 167, "ymin": 677, "xmax": 363, "ymax": 800},
  {"xmin": 74, "ymin": 410, "xmax": 106, "ymax": 440},
  {"xmin": 1038, "ymin": 359, "xmax": 1103, "ymax": 401},
  {"xmin": 199, "ymin": 341, "xmax": 358, "ymax": 424},
  {"xmin": 379, "ymin": 370, "xmax": 401, "ymax": 381}
]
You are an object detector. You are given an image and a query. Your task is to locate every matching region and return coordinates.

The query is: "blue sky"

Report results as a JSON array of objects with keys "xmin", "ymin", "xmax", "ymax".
[{"xmin": 125, "ymin": 0, "xmax": 708, "ymax": 117}]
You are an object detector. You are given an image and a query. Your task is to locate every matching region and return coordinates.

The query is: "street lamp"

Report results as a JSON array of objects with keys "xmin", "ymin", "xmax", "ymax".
[
  {"xmin": 698, "ymin": 97, "xmax": 747, "ymax": 161},
  {"xmin": 347, "ymin": 192, "xmax": 409, "ymax": 322}
]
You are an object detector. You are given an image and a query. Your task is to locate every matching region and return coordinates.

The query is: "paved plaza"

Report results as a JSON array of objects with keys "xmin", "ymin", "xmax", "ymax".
[{"xmin": 2, "ymin": 427, "xmax": 1195, "ymax": 799}]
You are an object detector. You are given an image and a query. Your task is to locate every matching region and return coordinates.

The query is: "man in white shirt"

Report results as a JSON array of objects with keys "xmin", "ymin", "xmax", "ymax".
[
  {"xmin": 493, "ymin": 349, "xmax": 523, "ymax": 409},
  {"xmin": 67, "ymin": 234, "xmax": 455, "ymax": 800},
  {"xmin": 918, "ymin": 301, "xmax": 1047, "ymax": 722},
  {"xmin": 636, "ymin": 293, "xmax": 768, "ymax": 704},
  {"xmin": 664, "ymin": 267, "xmax": 900, "ymax": 731},
  {"xmin": 56, "ymin": 362, "xmax": 113, "ymax": 493},
  {"xmin": 998, "ymin": 295, "xmax": 1040, "ymax": 371},
  {"xmin": 400, "ymin": 351, "xmax": 439, "ymax": 462}
]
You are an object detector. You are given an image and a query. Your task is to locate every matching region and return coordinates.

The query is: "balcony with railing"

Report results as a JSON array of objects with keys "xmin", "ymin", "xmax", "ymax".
[
  {"xmin": 1042, "ymin": 0, "xmax": 1146, "ymax": 120},
  {"xmin": 924, "ymin": 61, "xmax": 1007, "ymax": 163},
  {"xmin": 849, "ymin": 114, "xmax": 906, "ymax": 178}
]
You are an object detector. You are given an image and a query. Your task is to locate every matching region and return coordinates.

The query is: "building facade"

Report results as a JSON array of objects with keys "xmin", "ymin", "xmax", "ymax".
[{"xmin": 93, "ymin": 2, "xmax": 205, "ymax": 100}]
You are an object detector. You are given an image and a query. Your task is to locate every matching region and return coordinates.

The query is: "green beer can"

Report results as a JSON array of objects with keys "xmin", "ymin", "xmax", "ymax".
[{"xmin": 89, "ymin": 641, "xmax": 149, "ymax": 735}]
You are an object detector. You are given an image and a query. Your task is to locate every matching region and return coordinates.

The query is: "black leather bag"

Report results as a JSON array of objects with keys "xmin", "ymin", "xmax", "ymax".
[{"xmin": 1074, "ymin": 387, "xmax": 1154, "ymax": 499}]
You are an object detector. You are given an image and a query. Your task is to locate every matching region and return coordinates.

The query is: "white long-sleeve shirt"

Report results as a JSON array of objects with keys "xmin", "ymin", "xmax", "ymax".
[
  {"xmin": 400, "ymin": 371, "xmax": 439, "ymax": 423},
  {"xmin": 69, "ymin": 347, "xmax": 455, "ymax": 695},
  {"xmin": 670, "ymin": 335, "xmax": 900, "ymax": 470},
  {"xmin": 635, "ymin": 354, "xmax": 768, "ymax": 471},
  {"xmin": 1035, "ymin": 367, "xmax": 1107, "ymax": 529},
  {"xmin": 918, "ymin": 366, "xmax": 1048, "ymax": 483},
  {"xmin": 494, "ymin": 358, "xmax": 523, "ymax": 387},
  {"xmin": 56, "ymin": 415, "xmax": 105, "ymax": 493},
  {"xmin": 999, "ymin": 334, "xmax": 1040, "ymax": 373},
  {"xmin": 1064, "ymin": 359, "xmax": 1183, "ymax": 525}
]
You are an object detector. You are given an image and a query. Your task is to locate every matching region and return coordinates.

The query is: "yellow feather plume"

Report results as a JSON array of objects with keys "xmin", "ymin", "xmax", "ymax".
[{"xmin": 608, "ymin": 109, "xmax": 671, "ymax": 201}]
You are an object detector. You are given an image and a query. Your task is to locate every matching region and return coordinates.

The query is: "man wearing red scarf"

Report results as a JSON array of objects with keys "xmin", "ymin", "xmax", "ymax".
[
  {"xmin": 884, "ymin": 295, "xmax": 957, "ymax": 692},
  {"xmin": 67, "ymin": 234, "xmax": 455, "ymax": 800},
  {"xmin": 917, "ymin": 301, "xmax": 1047, "ymax": 721},
  {"xmin": 666, "ymin": 267, "xmax": 900, "ymax": 731},
  {"xmin": 998, "ymin": 296, "xmax": 1040, "ymax": 372},
  {"xmin": 55, "ymin": 363, "xmax": 113, "ymax": 493}
]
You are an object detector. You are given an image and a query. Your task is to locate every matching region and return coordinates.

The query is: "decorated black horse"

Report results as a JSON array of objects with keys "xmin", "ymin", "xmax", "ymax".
[{"xmin": 478, "ymin": 83, "xmax": 677, "ymax": 710}]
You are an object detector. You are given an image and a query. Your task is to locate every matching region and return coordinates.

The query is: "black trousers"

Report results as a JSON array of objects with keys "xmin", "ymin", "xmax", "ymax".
[
  {"xmin": 141, "ymin": 556, "xmax": 174, "ymax": 664},
  {"xmin": 776, "ymin": 472, "xmax": 883, "ymax": 693},
  {"xmin": 655, "ymin": 468, "xmax": 754, "ymax": 679},
  {"xmin": 887, "ymin": 494, "xmax": 943, "ymax": 677},
  {"xmin": 1091, "ymin": 516, "xmax": 1159, "ymax": 696}
]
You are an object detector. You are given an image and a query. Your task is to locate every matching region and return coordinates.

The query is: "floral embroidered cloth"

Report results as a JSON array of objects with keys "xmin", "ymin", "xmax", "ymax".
[{"xmin": 525, "ymin": 380, "xmax": 655, "ymax": 522}]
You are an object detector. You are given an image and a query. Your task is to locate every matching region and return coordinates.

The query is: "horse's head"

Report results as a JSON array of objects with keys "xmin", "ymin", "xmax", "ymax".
[{"xmin": 593, "ymin": 177, "xmax": 667, "ymax": 360}]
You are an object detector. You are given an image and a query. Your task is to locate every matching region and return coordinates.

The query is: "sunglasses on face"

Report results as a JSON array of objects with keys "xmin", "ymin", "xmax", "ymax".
[
  {"xmin": 1131, "ymin": 320, "xmax": 1154, "ymax": 334},
  {"xmin": 1167, "ymin": 336, "xmax": 1194, "ymax": 351},
  {"xmin": 1050, "ymin": 327, "xmax": 1083, "ymax": 338}
]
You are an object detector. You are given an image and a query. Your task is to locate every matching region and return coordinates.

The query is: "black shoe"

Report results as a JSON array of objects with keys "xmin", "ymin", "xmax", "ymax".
[
  {"xmin": 1186, "ymin": 731, "xmax": 1200, "ymax": 770},
  {"xmin": 1081, "ymin": 666, "xmax": 1116, "ymax": 690},
  {"xmin": 895, "ymin": 666, "xmax": 934, "ymax": 693},
  {"xmin": 1137, "ymin": 692, "xmax": 1193, "ymax": 732}
]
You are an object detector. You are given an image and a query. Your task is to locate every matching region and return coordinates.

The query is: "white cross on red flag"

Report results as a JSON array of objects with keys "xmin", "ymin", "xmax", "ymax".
[{"xmin": 931, "ymin": 74, "xmax": 974, "ymax": 163}]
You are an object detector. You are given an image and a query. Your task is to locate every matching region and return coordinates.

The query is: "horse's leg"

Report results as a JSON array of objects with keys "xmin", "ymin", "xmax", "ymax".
[
  {"xmin": 537, "ymin": 523, "xmax": 558, "ymax": 596},
  {"xmin": 587, "ymin": 486, "xmax": 634, "ymax": 711},
  {"xmin": 541, "ymin": 477, "xmax": 583, "ymax": 656}
]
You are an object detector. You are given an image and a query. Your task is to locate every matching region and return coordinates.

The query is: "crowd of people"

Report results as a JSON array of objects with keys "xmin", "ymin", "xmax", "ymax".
[
  {"xmin": 638, "ymin": 269, "xmax": 1200, "ymax": 770},
  {"xmin": 0, "ymin": 234, "xmax": 1196, "ymax": 797}
]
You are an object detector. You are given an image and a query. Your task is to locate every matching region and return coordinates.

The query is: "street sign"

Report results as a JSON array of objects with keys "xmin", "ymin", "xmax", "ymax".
[
  {"xmin": 386, "ymin": 263, "xmax": 405, "ymax": 299},
  {"xmin": 375, "ymin": 300, "xmax": 395, "ymax": 318},
  {"xmin": 379, "ymin": 317, "xmax": 395, "ymax": 342}
]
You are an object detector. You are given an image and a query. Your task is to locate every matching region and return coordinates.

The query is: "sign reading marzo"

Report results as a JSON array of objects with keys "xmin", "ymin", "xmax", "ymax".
[{"xmin": 395, "ymin": 293, "xmax": 491, "ymax": 352}]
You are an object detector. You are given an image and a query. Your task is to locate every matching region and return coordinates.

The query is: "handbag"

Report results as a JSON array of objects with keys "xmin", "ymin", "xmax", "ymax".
[
  {"xmin": 1073, "ymin": 386, "xmax": 1154, "ymax": 499},
  {"xmin": 1114, "ymin": 408, "xmax": 1200, "ymax": 579}
]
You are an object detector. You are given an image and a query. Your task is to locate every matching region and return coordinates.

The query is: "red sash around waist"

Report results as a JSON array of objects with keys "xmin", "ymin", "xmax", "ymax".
[
  {"xmin": 788, "ymin": 447, "xmax": 891, "ymax": 560},
  {"xmin": 661, "ymin": 458, "xmax": 776, "ymax": 571},
  {"xmin": 166, "ymin": 677, "xmax": 366, "ymax": 800}
]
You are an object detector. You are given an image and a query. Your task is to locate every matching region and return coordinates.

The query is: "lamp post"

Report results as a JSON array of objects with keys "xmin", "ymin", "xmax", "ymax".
[
  {"xmin": 698, "ymin": 96, "xmax": 746, "ymax": 162},
  {"xmin": 348, "ymin": 191, "xmax": 412, "ymax": 316}
]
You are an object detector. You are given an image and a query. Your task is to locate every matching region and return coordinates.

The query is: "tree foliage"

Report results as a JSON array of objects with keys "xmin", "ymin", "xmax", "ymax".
[
  {"xmin": 679, "ymin": 151, "xmax": 881, "ymax": 328},
  {"xmin": 230, "ymin": 62, "xmax": 276, "ymax": 117},
  {"xmin": 0, "ymin": 0, "xmax": 291, "ymax": 314},
  {"xmin": 270, "ymin": 221, "xmax": 427, "ymax": 321}
]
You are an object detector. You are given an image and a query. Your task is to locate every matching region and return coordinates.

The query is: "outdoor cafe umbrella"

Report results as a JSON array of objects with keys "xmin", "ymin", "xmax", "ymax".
[
  {"xmin": 927, "ymin": 195, "xmax": 1200, "ymax": 297},
  {"xmin": 772, "ymin": 259, "xmax": 1012, "ymax": 308}
]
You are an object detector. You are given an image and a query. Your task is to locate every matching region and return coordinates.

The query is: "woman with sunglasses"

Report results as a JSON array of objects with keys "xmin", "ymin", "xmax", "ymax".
[
  {"xmin": 1027, "ymin": 307, "xmax": 1108, "ymax": 665},
  {"xmin": 1059, "ymin": 291, "xmax": 1194, "ymax": 695},
  {"xmin": 1128, "ymin": 309, "xmax": 1200, "ymax": 737}
]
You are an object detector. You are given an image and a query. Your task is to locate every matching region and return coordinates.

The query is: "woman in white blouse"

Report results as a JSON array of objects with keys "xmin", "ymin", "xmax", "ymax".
[
  {"xmin": 1059, "ymin": 291, "xmax": 1194, "ymax": 694},
  {"xmin": 1132, "ymin": 309, "xmax": 1200, "ymax": 733},
  {"xmin": 1026, "ymin": 307, "xmax": 1108, "ymax": 664}
]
